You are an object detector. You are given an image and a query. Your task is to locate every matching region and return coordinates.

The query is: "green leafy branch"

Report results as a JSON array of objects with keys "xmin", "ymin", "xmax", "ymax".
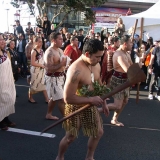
[{"xmin": 77, "ymin": 81, "xmax": 111, "ymax": 97}]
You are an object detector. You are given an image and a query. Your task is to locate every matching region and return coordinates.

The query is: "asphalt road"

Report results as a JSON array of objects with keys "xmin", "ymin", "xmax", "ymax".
[{"xmin": 0, "ymin": 78, "xmax": 160, "ymax": 160}]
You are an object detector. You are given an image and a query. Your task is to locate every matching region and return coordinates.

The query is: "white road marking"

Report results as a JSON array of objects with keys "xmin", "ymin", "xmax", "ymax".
[
  {"xmin": 129, "ymin": 127, "xmax": 160, "ymax": 132},
  {"xmin": 15, "ymin": 84, "xmax": 29, "ymax": 88},
  {"xmin": 7, "ymin": 128, "xmax": 56, "ymax": 138},
  {"xmin": 103, "ymin": 124, "xmax": 160, "ymax": 132}
]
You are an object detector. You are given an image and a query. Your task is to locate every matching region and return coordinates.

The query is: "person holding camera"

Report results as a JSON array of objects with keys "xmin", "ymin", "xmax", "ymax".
[{"xmin": 114, "ymin": 18, "xmax": 125, "ymax": 38}]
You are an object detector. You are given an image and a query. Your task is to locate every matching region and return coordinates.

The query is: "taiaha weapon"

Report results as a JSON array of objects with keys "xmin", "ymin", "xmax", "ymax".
[
  {"xmin": 41, "ymin": 63, "xmax": 146, "ymax": 134},
  {"xmin": 130, "ymin": 19, "xmax": 141, "ymax": 104},
  {"xmin": 136, "ymin": 17, "xmax": 144, "ymax": 104},
  {"xmin": 131, "ymin": 19, "xmax": 138, "ymax": 41}
]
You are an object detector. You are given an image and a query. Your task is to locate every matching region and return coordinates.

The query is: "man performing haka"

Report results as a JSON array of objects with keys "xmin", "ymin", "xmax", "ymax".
[
  {"xmin": 56, "ymin": 39, "xmax": 109, "ymax": 160},
  {"xmin": 107, "ymin": 35, "xmax": 133, "ymax": 126},
  {"xmin": 44, "ymin": 32, "xmax": 67, "ymax": 120}
]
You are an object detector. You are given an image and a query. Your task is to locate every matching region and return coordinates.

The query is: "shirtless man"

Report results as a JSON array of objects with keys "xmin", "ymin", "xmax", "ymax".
[
  {"xmin": 107, "ymin": 35, "xmax": 133, "ymax": 126},
  {"xmin": 56, "ymin": 39, "xmax": 109, "ymax": 160},
  {"xmin": 44, "ymin": 32, "xmax": 67, "ymax": 120},
  {"xmin": 25, "ymin": 34, "xmax": 34, "ymax": 83}
]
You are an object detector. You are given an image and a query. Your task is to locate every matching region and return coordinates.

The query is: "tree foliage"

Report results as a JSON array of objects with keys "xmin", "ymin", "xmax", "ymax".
[{"xmin": 11, "ymin": 0, "xmax": 106, "ymax": 28}]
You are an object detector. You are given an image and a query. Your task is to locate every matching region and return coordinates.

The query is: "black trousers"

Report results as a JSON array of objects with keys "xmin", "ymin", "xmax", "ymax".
[
  {"xmin": 149, "ymin": 70, "xmax": 160, "ymax": 95},
  {"xmin": 145, "ymin": 67, "xmax": 151, "ymax": 86}
]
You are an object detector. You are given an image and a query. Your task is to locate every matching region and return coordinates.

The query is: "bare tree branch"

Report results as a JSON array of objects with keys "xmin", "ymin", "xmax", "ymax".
[
  {"xmin": 11, "ymin": 0, "xmax": 106, "ymax": 27},
  {"xmin": 55, "ymin": 11, "xmax": 71, "ymax": 29},
  {"xmin": 51, "ymin": 6, "xmax": 64, "ymax": 23}
]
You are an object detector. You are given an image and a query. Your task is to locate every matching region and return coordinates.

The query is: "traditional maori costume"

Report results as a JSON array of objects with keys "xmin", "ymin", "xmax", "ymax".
[
  {"xmin": 109, "ymin": 70, "xmax": 129, "ymax": 99},
  {"xmin": 63, "ymin": 85, "xmax": 103, "ymax": 138},
  {"xmin": 0, "ymin": 51, "xmax": 16, "ymax": 121},
  {"xmin": 101, "ymin": 45, "xmax": 116, "ymax": 84},
  {"xmin": 45, "ymin": 72, "xmax": 66, "ymax": 100},
  {"xmin": 29, "ymin": 49, "xmax": 46, "ymax": 94}
]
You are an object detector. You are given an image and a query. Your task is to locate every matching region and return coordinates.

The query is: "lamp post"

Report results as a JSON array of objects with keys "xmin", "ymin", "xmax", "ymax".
[
  {"xmin": 14, "ymin": 11, "xmax": 20, "ymax": 21},
  {"xmin": 78, "ymin": 11, "xmax": 79, "ymax": 29},
  {"xmin": 6, "ymin": 8, "xmax": 9, "ymax": 32}
]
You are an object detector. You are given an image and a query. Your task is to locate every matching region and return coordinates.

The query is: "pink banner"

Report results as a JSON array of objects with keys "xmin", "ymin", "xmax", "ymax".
[{"xmin": 92, "ymin": 7, "xmax": 128, "ymax": 26}]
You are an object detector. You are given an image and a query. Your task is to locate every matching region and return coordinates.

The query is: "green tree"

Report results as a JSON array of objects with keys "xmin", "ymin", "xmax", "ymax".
[{"xmin": 11, "ymin": 0, "xmax": 106, "ymax": 29}]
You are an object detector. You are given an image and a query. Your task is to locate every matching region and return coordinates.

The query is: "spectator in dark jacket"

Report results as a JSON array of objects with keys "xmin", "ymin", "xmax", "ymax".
[
  {"xmin": 16, "ymin": 33, "xmax": 27, "ymax": 77},
  {"xmin": 7, "ymin": 40, "xmax": 20, "ymax": 82},
  {"xmin": 78, "ymin": 28, "xmax": 85, "ymax": 51},
  {"xmin": 37, "ymin": 16, "xmax": 51, "ymax": 39},
  {"xmin": 14, "ymin": 20, "xmax": 24, "ymax": 37},
  {"xmin": 61, "ymin": 32, "xmax": 71, "ymax": 50}
]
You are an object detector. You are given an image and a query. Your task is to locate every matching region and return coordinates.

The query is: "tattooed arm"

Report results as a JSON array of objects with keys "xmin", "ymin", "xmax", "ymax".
[
  {"xmin": 64, "ymin": 67, "xmax": 103, "ymax": 106},
  {"xmin": 44, "ymin": 50, "xmax": 66, "ymax": 73},
  {"xmin": 64, "ymin": 68, "xmax": 87, "ymax": 105}
]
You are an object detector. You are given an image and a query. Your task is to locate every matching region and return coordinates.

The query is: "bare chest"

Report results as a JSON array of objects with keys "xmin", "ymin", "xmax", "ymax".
[
  {"xmin": 53, "ymin": 53, "xmax": 61, "ymax": 64},
  {"xmin": 123, "ymin": 53, "xmax": 130, "ymax": 63},
  {"xmin": 79, "ymin": 70, "xmax": 99, "ymax": 90}
]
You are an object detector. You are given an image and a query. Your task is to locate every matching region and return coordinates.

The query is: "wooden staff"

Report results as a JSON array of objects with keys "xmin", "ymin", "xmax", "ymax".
[
  {"xmin": 131, "ymin": 19, "xmax": 138, "ymax": 42},
  {"xmin": 136, "ymin": 17, "xmax": 144, "ymax": 104},
  {"xmin": 41, "ymin": 63, "xmax": 146, "ymax": 134}
]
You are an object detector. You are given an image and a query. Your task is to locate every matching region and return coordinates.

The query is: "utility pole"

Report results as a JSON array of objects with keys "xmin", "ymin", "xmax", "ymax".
[
  {"xmin": 35, "ymin": 0, "xmax": 37, "ymax": 34},
  {"xmin": 6, "ymin": 9, "xmax": 9, "ymax": 32}
]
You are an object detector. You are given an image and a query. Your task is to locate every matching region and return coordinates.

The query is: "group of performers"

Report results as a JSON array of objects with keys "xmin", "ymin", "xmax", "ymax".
[
  {"xmin": 0, "ymin": 31, "xmax": 134, "ymax": 160},
  {"xmin": 42, "ymin": 32, "xmax": 133, "ymax": 160}
]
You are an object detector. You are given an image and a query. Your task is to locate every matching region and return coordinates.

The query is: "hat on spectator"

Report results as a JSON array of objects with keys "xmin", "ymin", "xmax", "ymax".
[
  {"xmin": 15, "ymin": 20, "xmax": 20, "ymax": 23},
  {"xmin": 134, "ymin": 34, "xmax": 139, "ymax": 39}
]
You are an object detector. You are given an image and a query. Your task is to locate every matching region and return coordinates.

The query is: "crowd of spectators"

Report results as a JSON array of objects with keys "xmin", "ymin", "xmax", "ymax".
[{"xmin": 0, "ymin": 15, "xmax": 160, "ymax": 130}]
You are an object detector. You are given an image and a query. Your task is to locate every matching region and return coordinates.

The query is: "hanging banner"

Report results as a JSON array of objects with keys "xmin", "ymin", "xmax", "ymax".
[{"xmin": 92, "ymin": 7, "xmax": 128, "ymax": 28}]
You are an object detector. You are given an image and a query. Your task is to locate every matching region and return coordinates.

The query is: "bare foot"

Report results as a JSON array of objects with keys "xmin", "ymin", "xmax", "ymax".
[
  {"xmin": 111, "ymin": 120, "xmax": 124, "ymax": 127},
  {"xmin": 45, "ymin": 99, "xmax": 50, "ymax": 103},
  {"xmin": 46, "ymin": 114, "xmax": 59, "ymax": 120},
  {"xmin": 55, "ymin": 156, "xmax": 64, "ymax": 160},
  {"xmin": 98, "ymin": 108, "xmax": 103, "ymax": 113},
  {"xmin": 28, "ymin": 98, "xmax": 36, "ymax": 103}
]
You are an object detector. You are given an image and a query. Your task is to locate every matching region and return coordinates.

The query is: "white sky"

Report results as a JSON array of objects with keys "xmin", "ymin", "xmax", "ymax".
[
  {"xmin": 115, "ymin": 0, "xmax": 158, "ymax": 2},
  {"xmin": 0, "ymin": 0, "xmax": 158, "ymax": 33},
  {"xmin": 0, "ymin": 0, "xmax": 36, "ymax": 33}
]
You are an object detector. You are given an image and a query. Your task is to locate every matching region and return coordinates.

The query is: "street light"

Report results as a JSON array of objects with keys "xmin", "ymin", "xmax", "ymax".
[
  {"xmin": 14, "ymin": 11, "xmax": 20, "ymax": 21},
  {"xmin": 5, "ymin": 8, "xmax": 9, "ymax": 32}
]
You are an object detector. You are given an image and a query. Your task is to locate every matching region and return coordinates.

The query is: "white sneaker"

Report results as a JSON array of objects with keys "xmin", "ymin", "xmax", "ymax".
[
  {"xmin": 155, "ymin": 95, "xmax": 160, "ymax": 101},
  {"xmin": 155, "ymin": 86, "xmax": 159, "ymax": 91},
  {"xmin": 155, "ymin": 94, "xmax": 158, "ymax": 99},
  {"xmin": 148, "ymin": 94, "xmax": 153, "ymax": 100},
  {"xmin": 144, "ymin": 86, "xmax": 148, "ymax": 90}
]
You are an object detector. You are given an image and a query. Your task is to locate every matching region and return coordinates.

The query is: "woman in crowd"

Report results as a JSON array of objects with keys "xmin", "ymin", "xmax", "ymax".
[
  {"xmin": 7, "ymin": 40, "xmax": 20, "ymax": 82},
  {"xmin": 64, "ymin": 36, "xmax": 81, "ymax": 64},
  {"xmin": 0, "ymin": 34, "xmax": 16, "ymax": 130},
  {"xmin": 28, "ymin": 36, "xmax": 49, "ymax": 103},
  {"xmin": 37, "ymin": 15, "xmax": 51, "ymax": 39}
]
